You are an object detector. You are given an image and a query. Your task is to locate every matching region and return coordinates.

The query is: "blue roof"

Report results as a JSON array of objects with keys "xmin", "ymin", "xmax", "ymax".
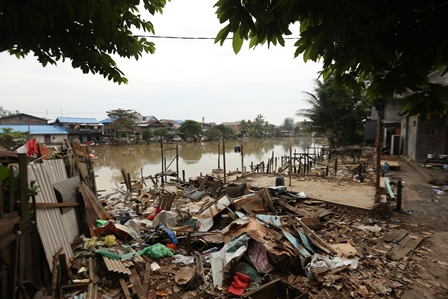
[
  {"xmin": 0, "ymin": 125, "xmax": 68, "ymax": 135},
  {"xmin": 99, "ymin": 118, "xmax": 115, "ymax": 124},
  {"xmin": 56, "ymin": 117, "xmax": 99, "ymax": 124}
]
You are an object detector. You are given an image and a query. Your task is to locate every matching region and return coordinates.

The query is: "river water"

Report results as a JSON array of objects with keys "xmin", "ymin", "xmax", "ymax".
[{"xmin": 92, "ymin": 137, "xmax": 320, "ymax": 193}]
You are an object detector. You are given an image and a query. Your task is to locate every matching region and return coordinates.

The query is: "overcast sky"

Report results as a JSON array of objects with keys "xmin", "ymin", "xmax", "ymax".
[{"xmin": 0, "ymin": 0, "xmax": 323, "ymax": 126}]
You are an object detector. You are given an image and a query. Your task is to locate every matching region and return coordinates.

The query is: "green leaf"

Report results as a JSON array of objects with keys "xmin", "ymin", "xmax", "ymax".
[{"xmin": 232, "ymin": 28, "xmax": 244, "ymax": 54}]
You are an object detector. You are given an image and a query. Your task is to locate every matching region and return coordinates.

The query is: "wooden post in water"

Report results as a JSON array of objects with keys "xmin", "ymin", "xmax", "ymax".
[
  {"xmin": 218, "ymin": 141, "xmax": 221, "ymax": 169},
  {"xmin": 176, "ymin": 144, "xmax": 179, "ymax": 180},
  {"xmin": 289, "ymin": 146, "xmax": 292, "ymax": 186},
  {"xmin": 221, "ymin": 129, "xmax": 226, "ymax": 184},
  {"xmin": 160, "ymin": 137, "xmax": 164, "ymax": 185},
  {"xmin": 240, "ymin": 144, "xmax": 244, "ymax": 176}
]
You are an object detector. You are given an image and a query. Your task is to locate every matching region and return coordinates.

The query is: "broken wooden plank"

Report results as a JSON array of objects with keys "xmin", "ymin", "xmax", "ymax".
[
  {"xmin": 198, "ymin": 175, "xmax": 210, "ymax": 191},
  {"xmin": 118, "ymin": 276, "xmax": 132, "ymax": 299},
  {"xmin": 296, "ymin": 217, "xmax": 336, "ymax": 255},
  {"xmin": 142, "ymin": 262, "xmax": 151, "ymax": 294},
  {"xmin": 277, "ymin": 200, "xmax": 313, "ymax": 218},
  {"xmin": 383, "ymin": 229, "xmax": 408, "ymax": 243},
  {"xmin": 389, "ymin": 236, "xmax": 425, "ymax": 260},
  {"xmin": 89, "ymin": 257, "xmax": 99, "ymax": 284},
  {"xmin": 129, "ymin": 267, "xmax": 145, "ymax": 299}
]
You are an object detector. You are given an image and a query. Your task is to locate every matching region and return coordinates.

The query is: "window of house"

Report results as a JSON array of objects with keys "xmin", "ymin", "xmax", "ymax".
[
  {"xmin": 426, "ymin": 128, "xmax": 436, "ymax": 135},
  {"xmin": 52, "ymin": 136, "xmax": 56, "ymax": 140},
  {"xmin": 413, "ymin": 120, "xmax": 416, "ymax": 127}
]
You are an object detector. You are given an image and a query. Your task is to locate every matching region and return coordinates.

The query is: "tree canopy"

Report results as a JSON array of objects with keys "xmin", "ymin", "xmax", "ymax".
[
  {"xmin": 205, "ymin": 125, "xmax": 237, "ymax": 140},
  {"xmin": 0, "ymin": 0, "xmax": 166, "ymax": 84},
  {"xmin": 0, "ymin": 106, "xmax": 19, "ymax": 118},
  {"xmin": 281, "ymin": 117, "xmax": 294, "ymax": 132},
  {"xmin": 0, "ymin": 127, "xmax": 31, "ymax": 149},
  {"xmin": 177, "ymin": 120, "xmax": 203, "ymax": 139},
  {"xmin": 239, "ymin": 114, "xmax": 275, "ymax": 138},
  {"xmin": 298, "ymin": 78, "xmax": 370, "ymax": 146},
  {"xmin": 106, "ymin": 109, "xmax": 139, "ymax": 138},
  {"xmin": 214, "ymin": 0, "xmax": 448, "ymax": 119}
]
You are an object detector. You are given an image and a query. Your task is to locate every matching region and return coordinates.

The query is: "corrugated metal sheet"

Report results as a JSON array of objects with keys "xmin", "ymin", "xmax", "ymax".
[
  {"xmin": 43, "ymin": 159, "xmax": 80, "ymax": 242},
  {"xmin": 28, "ymin": 163, "xmax": 74, "ymax": 270},
  {"xmin": 103, "ymin": 256, "xmax": 131, "ymax": 275},
  {"xmin": 55, "ymin": 117, "xmax": 99, "ymax": 124},
  {"xmin": 53, "ymin": 176, "xmax": 80, "ymax": 213},
  {"xmin": 43, "ymin": 159, "xmax": 69, "ymax": 184}
]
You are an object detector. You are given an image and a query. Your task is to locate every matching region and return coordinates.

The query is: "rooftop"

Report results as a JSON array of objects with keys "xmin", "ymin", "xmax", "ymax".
[{"xmin": 0, "ymin": 125, "xmax": 68, "ymax": 135}]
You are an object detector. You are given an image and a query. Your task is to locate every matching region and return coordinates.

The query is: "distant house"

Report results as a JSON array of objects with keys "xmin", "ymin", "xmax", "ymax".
[
  {"xmin": 221, "ymin": 121, "xmax": 240, "ymax": 131},
  {"xmin": 0, "ymin": 113, "xmax": 48, "ymax": 125},
  {"xmin": 160, "ymin": 119, "xmax": 183, "ymax": 132},
  {"xmin": 0, "ymin": 125, "xmax": 68, "ymax": 144},
  {"xmin": 138, "ymin": 115, "xmax": 165, "ymax": 131},
  {"xmin": 221, "ymin": 121, "xmax": 242, "ymax": 135},
  {"xmin": 371, "ymin": 70, "xmax": 448, "ymax": 161},
  {"xmin": 52, "ymin": 117, "xmax": 103, "ymax": 143},
  {"xmin": 398, "ymin": 70, "xmax": 448, "ymax": 161}
]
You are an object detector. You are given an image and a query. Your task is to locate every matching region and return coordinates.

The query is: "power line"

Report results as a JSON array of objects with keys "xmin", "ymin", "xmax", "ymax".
[{"xmin": 134, "ymin": 34, "xmax": 299, "ymax": 40}]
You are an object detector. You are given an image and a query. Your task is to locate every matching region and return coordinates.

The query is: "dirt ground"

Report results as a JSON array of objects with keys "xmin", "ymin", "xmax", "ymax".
[{"xmin": 231, "ymin": 156, "xmax": 448, "ymax": 298}]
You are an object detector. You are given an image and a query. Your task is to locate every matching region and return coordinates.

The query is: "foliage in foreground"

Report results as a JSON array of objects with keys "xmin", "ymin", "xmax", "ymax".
[
  {"xmin": 0, "ymin": 127, "xmax": 31, "ymax": 149},
  {"xmin": 0, "ymin": 0, "xmax": 167, "ymax": 84},
  {"xmin": 214, "ymin": 0, "xmax": 448, "ymax": 119}
]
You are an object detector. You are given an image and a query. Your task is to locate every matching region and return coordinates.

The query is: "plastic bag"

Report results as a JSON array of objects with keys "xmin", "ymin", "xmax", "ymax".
[
  {"xmin": 171, "ymin": 254, "xmax": 195, "ymax": 265},
  {"xmin": 104, "ymin": 235, "xmax": 116, "ymax": 247},
  {"xmin": 86, "ymin": 237, "xmax": 98, "ymax": 249},
  {"xmin": 138, "ymin": 243, "xmax": 174, "ymax": 259}
]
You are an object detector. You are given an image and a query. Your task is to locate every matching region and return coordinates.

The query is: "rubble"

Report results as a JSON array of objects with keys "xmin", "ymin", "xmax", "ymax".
[
  {"xmin": 55, "ymin": 171, "xmax": 434, "ymax": 299},
  {"xmin": 11, "ymin": 144, "xmax": 446, "ymax": 299}
]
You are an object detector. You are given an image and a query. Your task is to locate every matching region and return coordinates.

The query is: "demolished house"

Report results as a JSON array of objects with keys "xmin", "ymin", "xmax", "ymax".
[{"xmin": 1, "ymin": 144, "xmax": 434, "ymax": 299}]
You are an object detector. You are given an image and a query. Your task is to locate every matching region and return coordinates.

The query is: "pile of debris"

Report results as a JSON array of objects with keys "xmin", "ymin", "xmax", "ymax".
[{"xmin": 56, "ymin": 171, "xmax": 433, "ymax": 299}]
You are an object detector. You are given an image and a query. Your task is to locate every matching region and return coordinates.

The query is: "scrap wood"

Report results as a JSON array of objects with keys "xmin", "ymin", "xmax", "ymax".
[
  {"xmin": 198, "ymin": 175, "xmax": 210, "ymax": 191},
  {"xmin": 129, "ymin": 267, "xmax": 145, "ymax": 299},
  {"xmin": 79, "ymin": 182, "xmax": 111, "ymax": 220},
  {"xmin": 86, "ymin": 283, "xmax": 98, "ymax": 299},
  {"xmin": 286, "ymin": 217, "xmax": 316, "ymax": 254},
  {"xmin": 295, "ymin": 217, "xmax": 337, "ymax": 255},
  {"xmin": 89, "ymin": 257, "xmax": 99, "ymax": 284},
  {"xmin": 277, "ymin": 199, "xmax": 314, "ymax": 218},
  {"xmin": 199, "ymin": 195, "xmax": 232, "ymax": 218},
  {"xmin": 259, "ymin": 188, "xmax": 278, "ymax": 213},
  {"xmin": 388, "ymin": 235, "xmax": 425, "ymax": 260},
  {"xmin": 118, "ymin": 276, "xmax": 132, "ymax": 299},
  {"xmin": 142, "ymin": 262, "xmax": 151, "ymax": 294},
  {"xmin": 51, "ymin": 247, "xmax": 64, "ymax": 296}
]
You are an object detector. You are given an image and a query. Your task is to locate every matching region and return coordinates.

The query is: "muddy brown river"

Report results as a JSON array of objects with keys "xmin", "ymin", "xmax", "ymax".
[{"xmin": 92, "ymin": 137, "xmax": 320, "ymax": 193}]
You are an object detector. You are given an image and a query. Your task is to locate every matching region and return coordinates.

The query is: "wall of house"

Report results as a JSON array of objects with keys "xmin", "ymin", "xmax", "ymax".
[
  {"xmin": 404, "ymin": 116, "xmax": 418, "ymax": 160},
  {"xmin": 414, "ymin": 116, "xmax": 447, "ymax": 161},
  {"xmin": 0, "ymin": 115, "xmax": 47, "ymax": 125},
  {"xmin": 34, "ymin": 135, "xmax": 67, "ymax": 145},
  {"xmin": 383, "ymin": 99, "xmax": 402, "ymax": 122}
]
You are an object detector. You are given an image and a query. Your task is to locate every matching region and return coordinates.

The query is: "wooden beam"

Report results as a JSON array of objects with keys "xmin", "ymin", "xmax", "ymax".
[{"xmin": 33, "ymin": 202, "xmax": 80, "ymax": 208}]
